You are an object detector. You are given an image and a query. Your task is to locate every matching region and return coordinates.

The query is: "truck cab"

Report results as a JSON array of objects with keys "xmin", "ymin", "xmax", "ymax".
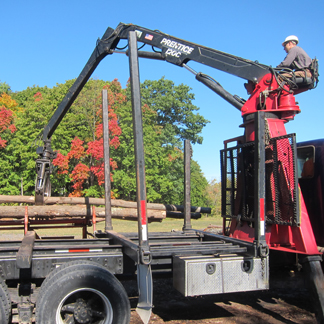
[{"xmin": 298, "ymin": 139, "xmax": 324, "ymax": 247}]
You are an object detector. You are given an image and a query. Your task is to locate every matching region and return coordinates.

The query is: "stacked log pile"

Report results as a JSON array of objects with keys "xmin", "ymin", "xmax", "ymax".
[{"xmin": 0, "ymin": 195, "xmax": 210, "ymax": 225}]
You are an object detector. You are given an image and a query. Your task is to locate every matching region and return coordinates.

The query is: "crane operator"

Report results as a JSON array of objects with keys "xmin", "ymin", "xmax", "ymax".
[{"xmin": 277, "ymin": 35, "xmax": 312, "ymax": 79}]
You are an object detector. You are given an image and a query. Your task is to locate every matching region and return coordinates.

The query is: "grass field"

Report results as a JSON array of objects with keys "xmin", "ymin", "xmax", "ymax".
[
  {"xmin": 95, "ymin": 215, "xmax": 222, "ymax": 233},
  {"xmin": 0, "ymin": 216, "xmax": 223, "ymax": 240}
]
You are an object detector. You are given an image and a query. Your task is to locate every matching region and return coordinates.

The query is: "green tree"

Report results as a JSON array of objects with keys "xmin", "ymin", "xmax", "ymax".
[
  {"xmin": 205, "ymin": 178, "xmax": 222, "ymax": 216},
  {"xmin": 2, "ymin": 77, "xmax": 210, "ymax": 207},
  {"xmin": 52, "ymin": 80, "xmax": 124, "ymax": 197},
  {"xmin": 112, "ymin": 98, "xmax": 175, "ymax": 202},
  {"xmin": 140, "ymin": 77, "xmax": 210, "ymax": 145},
  {"xmin": 190, "ymin": 160, "xmax": 209, "ymax": 207},
  {"xmin": 0, "ymin": 93, "xmax": 19, "ymax": 194},
  {"xmin": 113, "ymin": 79, "xmax": 209, "ymax": 205},
  {"xmin": 0, "ymin": 81, "xmax": 11, "ymax": 95},
  {"xmin": 5, "ymin": 86, "xmax": 59, "ymax": 195},
  {"xmin": 9, "ymin": 79, "xmax": 114, "ymax": 196}
]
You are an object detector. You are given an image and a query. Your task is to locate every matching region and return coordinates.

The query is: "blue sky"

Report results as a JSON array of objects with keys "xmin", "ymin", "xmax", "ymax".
[{"xmin": 1, "ymin": 0, "xmax": 323, "ymax": 181}]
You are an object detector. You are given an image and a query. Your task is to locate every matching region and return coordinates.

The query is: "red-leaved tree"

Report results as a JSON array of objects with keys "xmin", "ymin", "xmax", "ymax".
[
  {"xmin": 53, "ymin": 81, "xmax": 124, "ymax": 197},
  {"xmin": 0, "ymin": 93, "xmax": 17, "ymax": 149}
]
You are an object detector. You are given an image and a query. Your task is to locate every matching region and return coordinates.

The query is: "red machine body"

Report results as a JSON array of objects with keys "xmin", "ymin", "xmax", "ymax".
[{"xmin": 225, "ymin": 73, "xmax": 320, "ymax": 255}]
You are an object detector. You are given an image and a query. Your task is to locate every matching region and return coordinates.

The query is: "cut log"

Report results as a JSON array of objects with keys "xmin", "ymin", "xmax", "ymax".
[
  {"xmin": 0, "ymin": 195, "xmax": 211, "ymax": 214},
  {"xmin": 0, "ymin": 205, "xmax": 166, "ymax": 221},
  {"xmin": 166, "ymin": 211, "xmax": 201, "ymax": 219}
]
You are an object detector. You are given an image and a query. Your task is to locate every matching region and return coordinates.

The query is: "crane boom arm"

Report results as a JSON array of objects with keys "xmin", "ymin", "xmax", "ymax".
[
  {"xmin": 41, "ymin": 22, "xmax": 270, "ymax": 141},
  {"xmin": 35, "ymin": 22, "xmax": 271, "ymax": 204}
]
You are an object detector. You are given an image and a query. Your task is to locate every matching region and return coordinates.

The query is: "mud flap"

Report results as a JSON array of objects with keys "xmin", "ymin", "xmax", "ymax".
[{"xmin": 136, "ymin": 263, "xmax": 153, "ymax": 324}]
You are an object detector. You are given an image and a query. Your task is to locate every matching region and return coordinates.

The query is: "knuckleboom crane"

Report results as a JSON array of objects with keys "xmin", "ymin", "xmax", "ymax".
[
  {"xmin": 35, "ymin": 22, "xmax": 271, "ymax": 200},
  {"xmin": 35, "ymin": 23, "xmax": 269, "ymax": 203},
  {"xmin": 34, "ymin": 23, "xmax": 323, "ymax": 322}
]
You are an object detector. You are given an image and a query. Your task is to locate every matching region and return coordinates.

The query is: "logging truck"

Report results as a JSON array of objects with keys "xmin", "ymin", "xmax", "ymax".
[{"xmin": 0, "ymin": 23, "xmax": 322, "ymax": 324}]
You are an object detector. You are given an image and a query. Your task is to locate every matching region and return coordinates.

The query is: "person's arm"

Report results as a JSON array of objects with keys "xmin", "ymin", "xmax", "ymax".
[{"xmin": 277, "ymin": 47, "xmax": 297, "ymax": 68}]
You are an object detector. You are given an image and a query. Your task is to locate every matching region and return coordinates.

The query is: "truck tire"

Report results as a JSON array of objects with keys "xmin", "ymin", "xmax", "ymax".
[
  {"xmin": 0, "ymin": 277, "xmax": 11, "ymax": 323},
  {"xmin": 35, "ymin": 260, "xmax": 130, "ymax": 324}
]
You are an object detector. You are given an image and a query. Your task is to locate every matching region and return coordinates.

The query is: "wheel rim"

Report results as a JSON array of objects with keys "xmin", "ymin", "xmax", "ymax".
[{"xmin": 56, "ymin": 288, "xmax": 113, "ymax": 324}]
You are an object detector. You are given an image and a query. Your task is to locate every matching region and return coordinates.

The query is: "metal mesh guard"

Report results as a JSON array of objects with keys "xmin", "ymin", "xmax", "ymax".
[
  {"xmin": 266, "ymin": 134, "xmax": 299, "ymax": 226},
  {"xmin": 221, "ymin": 134, "xmax": 299, "ymax": 227}
]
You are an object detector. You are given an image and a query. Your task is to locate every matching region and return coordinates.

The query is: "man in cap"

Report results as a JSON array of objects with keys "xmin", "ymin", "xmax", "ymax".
[{"xmin": 277, "ymin": 35, "xmax": 312, "ymax": 78}]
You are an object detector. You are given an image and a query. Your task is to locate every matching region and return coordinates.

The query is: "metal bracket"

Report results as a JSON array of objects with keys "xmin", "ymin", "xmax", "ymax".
[
  {"xmin": 139, "ymin": 248, "xmax": 152, "ymax": 265},
  {"xmin": 16, "ymin": 231, "xmax": 36, "ymax": 269}
]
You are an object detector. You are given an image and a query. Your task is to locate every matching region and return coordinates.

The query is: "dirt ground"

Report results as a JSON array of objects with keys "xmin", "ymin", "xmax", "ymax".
[
  {"xmin": 124, "ymin": 269, "xmax": 317, "ymax": 324},
  {"xmin": 8, "ymin": 263, "xmax": 318, "ymax": 324}
]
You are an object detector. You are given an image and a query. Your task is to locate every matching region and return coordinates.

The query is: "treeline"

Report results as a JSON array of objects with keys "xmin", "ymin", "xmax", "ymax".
[{"xmin": 0, "ymin": 78, "xmax": 221, "ymax": 214}]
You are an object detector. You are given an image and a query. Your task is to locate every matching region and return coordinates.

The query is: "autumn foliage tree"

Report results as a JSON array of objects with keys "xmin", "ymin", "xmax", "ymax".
[
  {"xmin": 0, "ymin": 93, "xmax": 17, "ymax": 148},
  {"xmin": 1, "ymin": 77, "xmax": 210, "ymax": 207},
  {"xmin": 52, "ymin": 81, "xmax": 123, "ymax": 197},
  {"xmin": 0, "ymin": 92, "xmax": 21, "ymax": 195}
]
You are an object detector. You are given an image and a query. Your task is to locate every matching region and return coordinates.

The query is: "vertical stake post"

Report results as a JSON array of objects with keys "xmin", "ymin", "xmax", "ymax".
[
  {"xmin": 102, "ymin": 89, "xmax": 113, "ymax": 231},
  {"xmin": 128, "ymin": 31, "xmax": 150, "ymax": 259},
  {"xmin": 254, "ymin": 111, "xmax": 268, "ymax": 257},
  {"xmin": 183, "ymin": 140, "xmax": 192, "ymax": 231},
  {"xmin": 128, "ymin": 30, "xmax": 152, "ymax": 324}
]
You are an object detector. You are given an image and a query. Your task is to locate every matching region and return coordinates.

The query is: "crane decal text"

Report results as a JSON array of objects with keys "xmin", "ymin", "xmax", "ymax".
[{"xmin": 160, "ymin": 38, "xmax": 194, "ymax": 57}]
